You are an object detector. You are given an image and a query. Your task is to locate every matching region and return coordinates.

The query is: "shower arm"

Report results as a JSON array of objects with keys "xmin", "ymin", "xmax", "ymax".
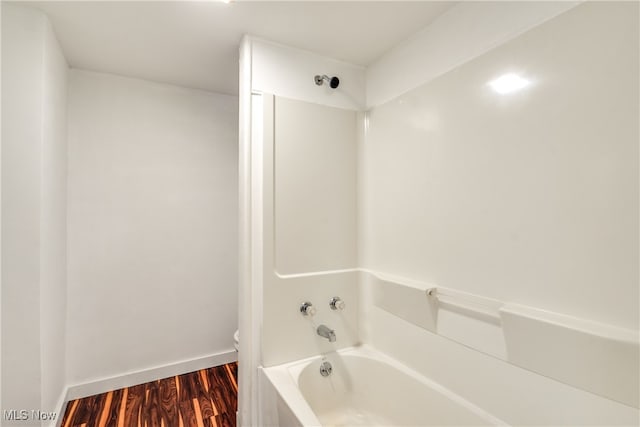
[{"xmin": 314, "ymin": 74, "xmax": 340, "ymax": 89}]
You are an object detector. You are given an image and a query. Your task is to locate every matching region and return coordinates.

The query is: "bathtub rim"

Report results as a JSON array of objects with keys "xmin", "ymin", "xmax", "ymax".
[{"xmin": 262, "ymin": 344, "xmax": 508, "ymax": 426}]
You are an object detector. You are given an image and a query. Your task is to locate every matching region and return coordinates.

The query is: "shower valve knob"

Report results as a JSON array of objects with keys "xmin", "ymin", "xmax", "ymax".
[
  {"xmin": 329, "ymin": 297, "xmax": 345, "ymax": 311},
  {"xmin": 300, "ymin": 302, "xmax": 316, "ymax": 317}
]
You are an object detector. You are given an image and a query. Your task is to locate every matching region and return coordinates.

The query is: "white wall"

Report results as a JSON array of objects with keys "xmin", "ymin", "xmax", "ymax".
[
  {"xmin": 2, "ymin": 4, "xmax": 44, "ymax": 417},
  {"xmin": 366, "ymin": 1, "xmax": 579, "ymax": 108},
  {"xmin": 1, "ymin": 3, "xmax": 68, "ymax": 422},
  {"xmin": 360, "ymin": 1, "xmax": 638, "ymax": 423},
  {"xmin": 66, "ymin": 70, "xmax": 238, "ymax": 386},
  {"xmin": 40, "ymin": 9, "xmax": 69, "ymax": 418}
]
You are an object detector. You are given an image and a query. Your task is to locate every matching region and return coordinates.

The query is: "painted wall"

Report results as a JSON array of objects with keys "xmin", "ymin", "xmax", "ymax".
[
  {"xmin": 1, "ymin": 3, "xmax": 69, "ymax": 422},
  {"xmin": 66, "ymin": 70, "xmax": 238, "ymax": 386},
  {"xmin": 40, "ymin": 8, "xmax": 69, "ymax": 418},
  {"xmin": 360, "ymin": 1, "xmax": 638, "ymax": 423}
]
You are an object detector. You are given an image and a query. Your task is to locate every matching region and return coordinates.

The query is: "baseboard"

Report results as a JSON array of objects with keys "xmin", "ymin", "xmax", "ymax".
[{"xmin": 55, "ymin": 348, "xmax": 237, "ymax": 423}]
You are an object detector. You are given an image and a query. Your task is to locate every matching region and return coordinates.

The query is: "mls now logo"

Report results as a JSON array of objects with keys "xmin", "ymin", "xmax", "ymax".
[
  {"xmin": 3, "ymin": 409, "xmax": 29, "ymax": 421},
  {"xmin": 3, "ymin": 409, "xmax": 57, "ymax": 421},
  {"xmin": 33, "ymin": 410, "xmax": 58, "ymax": 421}
]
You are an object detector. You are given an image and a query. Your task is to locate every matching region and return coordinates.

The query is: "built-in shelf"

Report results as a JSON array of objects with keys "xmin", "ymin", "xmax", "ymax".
[
  {"xmin": 369, "ymin": 271, "xmax": 639, "ymax": 409},
  {"xmin": 426, "ymin": 287, "xmax": 503, "ymax": 325}
]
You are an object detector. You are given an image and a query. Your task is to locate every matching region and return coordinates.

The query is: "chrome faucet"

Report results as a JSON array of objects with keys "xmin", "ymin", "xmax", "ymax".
[{"xmin": 317, "ymin": 325, "xmax": 336, "ymax": 342}]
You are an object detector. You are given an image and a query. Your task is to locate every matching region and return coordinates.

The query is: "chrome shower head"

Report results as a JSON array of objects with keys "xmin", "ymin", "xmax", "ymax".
[{"xmin": 314, "ymin": 74, "xmax": 340, "ymax": 89}]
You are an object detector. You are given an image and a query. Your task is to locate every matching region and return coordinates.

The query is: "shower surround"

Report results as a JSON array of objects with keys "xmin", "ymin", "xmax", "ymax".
[{"xmin": 238, "ymin": 2, "xmax": 639, "ymax": 426}]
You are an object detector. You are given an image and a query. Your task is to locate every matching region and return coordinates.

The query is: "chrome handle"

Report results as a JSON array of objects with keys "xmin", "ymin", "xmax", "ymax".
[
  {"xmin": 300, "ymin": 302, "xmax": 316, "ymax": 316},
  {"xmin": 329, "ymin": 297, "xmax": 345, "ymax": 311}
]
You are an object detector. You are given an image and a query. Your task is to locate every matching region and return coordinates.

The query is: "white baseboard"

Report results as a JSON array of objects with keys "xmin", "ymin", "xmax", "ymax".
[{"xmin": 53, "ymin": 349, "xmax": 237, "ymax": 426}]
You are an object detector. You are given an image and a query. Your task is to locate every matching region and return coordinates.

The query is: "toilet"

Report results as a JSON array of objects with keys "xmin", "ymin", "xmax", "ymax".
[{"xmin": 233, "ymin": 329, "xmax": 239, "ymax": 352}]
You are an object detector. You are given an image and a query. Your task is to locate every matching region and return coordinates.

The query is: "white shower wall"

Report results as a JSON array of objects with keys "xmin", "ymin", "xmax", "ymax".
[
  {"xmin": 274, "ymin": 97, "xmax": 357, "ymax": 275},
  {"xmin": 361, "ymin": 0, "xmax": 638, "ymax": 332},
  {"xmin": 359, "ymin": 1, "xmax": 638, "ymax": 424},
  {"xmin": 240, "ymin": 2, "xmax": 640, "ymax": 424},
  {"xmin": 241, "ymin": 37, "xmax": 366, "ymax": 368},
  {"xmin": 239, "ymin": 38, "xmax": 366, "ymax": 425},
  {"xmin": 245, "ymin": 2, "xmax": 638, "ymax": 425},
  {"xmin": 66, "ymin": 70, "xmax": 239, "ymax": 387},
  {"xmin": 251, "ymin": 38, "xmax": 366, "ymax": 110},
  {"xmin": 365, "ymin": 1, "xmax": 579, "ymax": 108}
]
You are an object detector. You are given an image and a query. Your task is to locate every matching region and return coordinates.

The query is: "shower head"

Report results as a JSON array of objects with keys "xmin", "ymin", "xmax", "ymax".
[{"xmin": 314, "ymin": 74, "xmax": 340, "ymax": 89}]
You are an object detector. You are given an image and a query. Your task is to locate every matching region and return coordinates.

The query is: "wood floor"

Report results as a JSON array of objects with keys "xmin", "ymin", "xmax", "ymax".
[{"xmin": 61, "ymin": 362, "xmax": 238, "ymax": 427}]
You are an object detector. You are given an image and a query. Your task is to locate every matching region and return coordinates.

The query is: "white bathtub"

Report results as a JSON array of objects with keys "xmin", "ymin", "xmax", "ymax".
[{"xmin": 262, "ymin": 346, "xmax": 507, "ymax": 426}]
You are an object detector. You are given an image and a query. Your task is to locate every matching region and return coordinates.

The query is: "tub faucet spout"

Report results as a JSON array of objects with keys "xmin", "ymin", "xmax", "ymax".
[{"xmin": 317, "ymin": 325, "xmax": 336, "ymax": 342}]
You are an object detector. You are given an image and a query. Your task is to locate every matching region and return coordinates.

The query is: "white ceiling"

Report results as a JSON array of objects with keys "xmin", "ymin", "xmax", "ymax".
[{"xmin": 24, "ymin": 1, "xmax": 455, "ymax": 96}]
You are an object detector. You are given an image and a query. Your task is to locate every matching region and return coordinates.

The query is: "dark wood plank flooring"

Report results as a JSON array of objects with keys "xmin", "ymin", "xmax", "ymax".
[{"xmin": 61, "ymin": 362, "xmax": 238, "ymax": 427}]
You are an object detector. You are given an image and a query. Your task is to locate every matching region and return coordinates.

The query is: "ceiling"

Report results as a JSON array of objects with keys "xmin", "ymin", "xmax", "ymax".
[{"xmin": 23, "ymin": 1, "xmax": 455, "ymax": 96}]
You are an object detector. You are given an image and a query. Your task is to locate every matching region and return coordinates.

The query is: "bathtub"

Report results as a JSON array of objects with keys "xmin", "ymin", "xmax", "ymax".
[{"xmin": 261, "ymin": 345, "xmax": 506, "ymax": 426}]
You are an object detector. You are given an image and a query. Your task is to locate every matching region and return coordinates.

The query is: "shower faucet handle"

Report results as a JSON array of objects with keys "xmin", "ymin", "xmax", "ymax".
[
  {"xmin": 300, "ymin": 302, "xmax": 316, "ymax": 317},
  {"xmin": 329, "ymin": 297, "xmax": 345, "ymax": 311}
]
